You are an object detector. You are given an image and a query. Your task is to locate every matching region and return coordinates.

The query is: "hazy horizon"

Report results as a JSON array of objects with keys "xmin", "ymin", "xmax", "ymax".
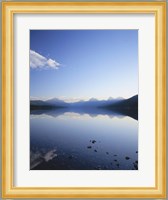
[{"xmin": 30, "ymin": 94, "xmax": 138, "ymax": 103}]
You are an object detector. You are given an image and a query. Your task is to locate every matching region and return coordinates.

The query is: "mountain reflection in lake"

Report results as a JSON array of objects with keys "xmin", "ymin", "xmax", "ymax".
[{"xmin": 30, "ymin": 108, "xmax": 138, "ymax": 170}]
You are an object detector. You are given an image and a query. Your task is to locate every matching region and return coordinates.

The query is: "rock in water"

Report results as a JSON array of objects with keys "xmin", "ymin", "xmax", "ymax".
[{"xmin": 68, "ymin": 155, "xmax": 73, "ymax": 159}]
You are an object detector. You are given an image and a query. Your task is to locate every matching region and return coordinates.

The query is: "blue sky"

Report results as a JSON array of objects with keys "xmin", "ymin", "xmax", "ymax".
[{"xmin": 30, "ymin": 30, "xmax": 138, "ymax": 101}]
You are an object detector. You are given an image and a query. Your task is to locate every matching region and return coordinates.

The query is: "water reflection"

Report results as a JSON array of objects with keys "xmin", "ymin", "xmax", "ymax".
[
  {"xmin": 30, "ymin": 108, "xmax": 138, "ymax": 170},
  {"xmin": 30, "ymin": 107, "xmax": 138, "ymax": 120}
]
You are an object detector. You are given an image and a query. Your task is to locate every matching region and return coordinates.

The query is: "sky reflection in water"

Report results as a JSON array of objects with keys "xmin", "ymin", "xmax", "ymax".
[{"xmin": 30, "ymin": 109, "xmax": 138, "ymax": 170}]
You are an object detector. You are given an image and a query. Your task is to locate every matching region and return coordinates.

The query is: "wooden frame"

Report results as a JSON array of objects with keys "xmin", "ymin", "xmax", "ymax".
[{"xmin": 2, "ymin": 2, "xmax": 166, "ymax": 198}]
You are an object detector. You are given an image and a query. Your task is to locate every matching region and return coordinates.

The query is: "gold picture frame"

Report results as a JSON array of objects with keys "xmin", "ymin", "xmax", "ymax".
[{"xmin": 2, "ymin": 2, "xmax": 166, "ymax": 198}]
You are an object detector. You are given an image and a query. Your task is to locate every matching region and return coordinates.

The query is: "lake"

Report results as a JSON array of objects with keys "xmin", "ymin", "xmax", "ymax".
[{"xmin": 30, "ymin": 108, "xmax": 138, "ymax": 170}]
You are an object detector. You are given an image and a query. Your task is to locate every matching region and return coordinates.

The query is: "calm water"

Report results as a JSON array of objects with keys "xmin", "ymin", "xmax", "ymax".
[{"xmin": 30, "ymin": 109, "xmax": 138, "ymax": 170}]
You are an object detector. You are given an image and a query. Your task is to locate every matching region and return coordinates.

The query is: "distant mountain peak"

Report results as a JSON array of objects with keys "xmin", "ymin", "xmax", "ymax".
[
  {"xmin": 89, "ymin": 98, "xmax": 98, "ymax": 102},
  {"xmin": 45, "ymin": 98, "xmax": 68, "ymax": 106},
  {"xmin": 78, "ymin": 100, "xmax": 85, "ymax": 102},
  {"xmin": 108, "ymin": 96, "xmax": 124, "ymax": 101},
  {"xmin": 47, "ymin": 97, "xmax": 60, "ymax": 101},
  {"xmin": 116, "ymin": 97, "xmax": 125, "ymax": 100}
]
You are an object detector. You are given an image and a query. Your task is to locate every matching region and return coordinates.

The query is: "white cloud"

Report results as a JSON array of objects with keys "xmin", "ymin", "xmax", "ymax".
[{"xmin": 30, "ymin": 50, "xmax": 60, "ymax": 70}]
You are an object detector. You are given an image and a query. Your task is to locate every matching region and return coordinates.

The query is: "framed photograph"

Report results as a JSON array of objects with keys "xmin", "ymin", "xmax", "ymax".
[{"xmin": 2, "ymin": 1, "xmax": 166, "ymax": 198}]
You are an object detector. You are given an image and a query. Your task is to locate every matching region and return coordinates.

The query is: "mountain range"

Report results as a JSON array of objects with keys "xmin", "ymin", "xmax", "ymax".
[
  {"xmin": 30, "ymin": 95, "xmax": 138, "ymax": 109},
  {"xmin": 30, "ymin": 95, "xmax": 138, "ymax": 120}
]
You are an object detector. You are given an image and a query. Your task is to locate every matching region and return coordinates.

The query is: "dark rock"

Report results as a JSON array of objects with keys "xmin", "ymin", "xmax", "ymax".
[
  {"xmin": 94, "ymin": 150, "xmax": 97, "ymax": 152},
  {"xmin": 114, "ymin": 159, "xmax": 117, "ymax": 162},
  {"xmin": 68, "ymin": 155, "xmax": 73, "ymax": 159},
  {"xmin": 114, "ymin": 155, "xmax": 117, "ymax": 156},
  {"xmin": 92, "ymin": 140, "xmax": 96, "ymax": 144},
  {"xmin": 87, "ymin": 146, "xmax": 92, "ymax": 149},
  {"xmin": 106, "ymin": 152, "xmax": 109, "ymax": 155},
  {"xmin": 136, "ymin": 151, "xmax": 138, "ymax": 153},
  {"xmin": 135, "ymin": 160, "xmax": 138, "ymax": 164},
  {"xmin": 134, "ymin": 164, "xmax": 138, "ymax": 170},
  {"xmin": 116, "ymin": 163, "xmax": 119, "ymax": 167},
  {"xmin": 125, "ymin": 156, "xmax": 130, "ymax": 160}
]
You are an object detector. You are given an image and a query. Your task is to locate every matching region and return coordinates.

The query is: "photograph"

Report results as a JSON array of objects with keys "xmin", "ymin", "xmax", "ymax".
[
  {"xmin": 30, "ymin": 30, "xmax": 138, "ymax": 170},
  {"xmin": 2, "ymin": 1, "xmax": 166, "ymax": 198}
]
